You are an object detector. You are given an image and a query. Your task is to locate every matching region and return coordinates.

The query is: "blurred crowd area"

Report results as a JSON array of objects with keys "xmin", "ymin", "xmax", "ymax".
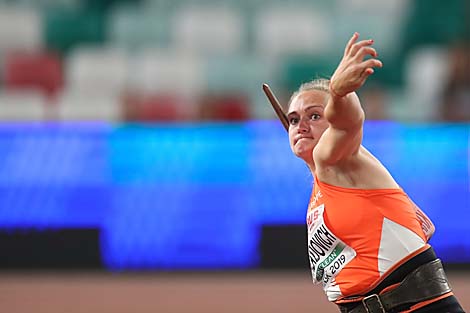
[{"xmin": 0, "ymin": 0, "xmax": 468, "ymax": 123}]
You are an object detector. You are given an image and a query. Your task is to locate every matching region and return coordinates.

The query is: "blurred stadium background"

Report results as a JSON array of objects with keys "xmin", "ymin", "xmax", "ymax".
[{"xmin": 0, "ymin": 0, "xmax": 468, "ymax": 312}]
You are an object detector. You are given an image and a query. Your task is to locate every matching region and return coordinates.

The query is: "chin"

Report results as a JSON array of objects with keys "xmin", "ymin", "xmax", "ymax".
[{"xmin": 294, "ymin": 146, "xmax": 313, "ymax": 161}]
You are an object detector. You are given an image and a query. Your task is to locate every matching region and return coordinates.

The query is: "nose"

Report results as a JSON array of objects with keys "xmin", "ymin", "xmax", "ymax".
[{"xmin": 297, "ymin": 118, "xmax": 309, "ymax": 133}]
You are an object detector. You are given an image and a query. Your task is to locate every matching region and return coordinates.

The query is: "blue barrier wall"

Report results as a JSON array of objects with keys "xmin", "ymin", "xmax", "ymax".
[{"xmin": 0, "ymin": 122, "xmax": 468, "ymax": 269}]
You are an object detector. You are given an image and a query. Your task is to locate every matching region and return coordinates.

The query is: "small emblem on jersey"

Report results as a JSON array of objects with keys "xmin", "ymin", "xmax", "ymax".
[
  {"xmin": 311, "ymin": 190, "xmax": 323, "ymax": 206},
  {"xmin": 307, "ymin": 204, "xmax": 323, "ymax": 231},
  {"xmin": 414, "ymin": 207, "xmax": 435, "ymax": 240}
]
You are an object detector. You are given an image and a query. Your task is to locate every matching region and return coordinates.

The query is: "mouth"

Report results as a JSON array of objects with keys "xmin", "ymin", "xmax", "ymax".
[{"xmin": 295, "ymin": 137, "xmax": 313, "ymax": 145}]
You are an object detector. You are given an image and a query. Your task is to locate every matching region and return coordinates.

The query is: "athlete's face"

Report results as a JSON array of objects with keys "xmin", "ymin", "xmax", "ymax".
[{"xmin": 287, "ymin": 90, "xmax": 329, "ymax": 163}]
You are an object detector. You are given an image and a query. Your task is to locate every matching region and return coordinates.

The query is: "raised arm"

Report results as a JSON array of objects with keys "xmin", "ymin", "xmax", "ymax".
[{"xmin": 315, "ymin": 33, "xmax": 383, "ymax": 165}]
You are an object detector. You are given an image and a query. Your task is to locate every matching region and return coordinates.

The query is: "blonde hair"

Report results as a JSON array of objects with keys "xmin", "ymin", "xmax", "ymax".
[{"xmin": 287, "ymin": 78, "xmax": 330, "ymax": 110}]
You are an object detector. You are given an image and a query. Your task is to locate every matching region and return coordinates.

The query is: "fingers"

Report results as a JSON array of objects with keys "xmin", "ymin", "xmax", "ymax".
[
  {"xmin": 354, "ymin": 46, "xmax": 378, "ymax": 61},
  {"xmin": 359, "ymin": 59, "xmax": 383, "ymax": 80},
  {"xmin": 344, "ymin": 32, "xmax": 359, "ymax": 56},
  {"xmin": 336, "ymin": 33, "xmax": 382, "ymax": 92},
  {"xmin": 349, "ymin": 39, "xmax": 374, "ymax": 57},
  {"xmin": 360, "ymin": 58, "xmax": 383, "ymax": 70}
]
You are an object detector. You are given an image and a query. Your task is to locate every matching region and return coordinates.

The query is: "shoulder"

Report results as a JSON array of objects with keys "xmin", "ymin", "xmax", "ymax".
[{"xmin": 314, "ymin": 146, "xmax": 400, "ymax": 189}]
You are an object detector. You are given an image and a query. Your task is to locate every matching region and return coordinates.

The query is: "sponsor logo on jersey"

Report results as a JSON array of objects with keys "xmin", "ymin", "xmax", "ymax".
[{"xmin": 307, "ymin": 204, "xmax": 356, "ymax": 287}]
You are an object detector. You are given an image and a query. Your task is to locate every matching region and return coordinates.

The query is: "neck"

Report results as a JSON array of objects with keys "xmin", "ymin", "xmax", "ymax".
[{"xmin": 306, "ymin": 161, "xmax": 316, "ymax": 176}]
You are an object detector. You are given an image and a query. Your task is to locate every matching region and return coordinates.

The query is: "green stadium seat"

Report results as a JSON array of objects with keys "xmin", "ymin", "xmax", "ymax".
[
  {"xmin": 401, "ymin": 0, "xmax": 467, "ymax": 53},
  {"xmin": 44, "ymin": 8, "xmax": 106, "ymax": 53},
  {"xmin": 81, "ymin": 0, "xmax": 143, "ymax": 12}
]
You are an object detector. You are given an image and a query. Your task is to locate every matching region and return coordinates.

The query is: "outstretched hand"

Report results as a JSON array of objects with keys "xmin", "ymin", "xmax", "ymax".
[{"xmin": 329, "ymin": 33, "xmax": 383, "ymax": 98}]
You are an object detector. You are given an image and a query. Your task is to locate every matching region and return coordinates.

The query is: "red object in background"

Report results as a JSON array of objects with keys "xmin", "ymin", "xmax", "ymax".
[
  {"xmin": 3, "ymin": 52, "xmax": 64, "ymax": 99},
  {"xmin": 198, "ymin": 93, "xmax": 249, "ymax": 121},
  {"xmin": 123, "ymin": 93, "xmax": 184, "ymax": 122}
]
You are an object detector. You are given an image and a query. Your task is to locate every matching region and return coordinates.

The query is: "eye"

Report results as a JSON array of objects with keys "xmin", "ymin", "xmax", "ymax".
[
  {"xmin": 289, "ymin": 117, "xmax": 299, "ymax": 125},
  {"xmin": 311, "ymin": 114, "xmax": 321, "ymax": 120}
]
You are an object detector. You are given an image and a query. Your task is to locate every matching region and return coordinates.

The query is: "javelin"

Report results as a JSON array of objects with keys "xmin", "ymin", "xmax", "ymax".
[{"xmin": 262, "ymin": 83, "xmax": 289, "ymax": 131}]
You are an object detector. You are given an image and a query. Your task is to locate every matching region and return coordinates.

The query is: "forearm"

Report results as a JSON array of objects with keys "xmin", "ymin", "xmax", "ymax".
[{"xmin": 325, "ymin": 91, "xmax": 365, "ymax": 130}]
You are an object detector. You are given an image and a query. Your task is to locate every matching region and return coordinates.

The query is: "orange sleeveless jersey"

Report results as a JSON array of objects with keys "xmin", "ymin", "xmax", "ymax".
[{"xmin": 306, "ymin": 176, "xmax": 432, "ymax": 302}]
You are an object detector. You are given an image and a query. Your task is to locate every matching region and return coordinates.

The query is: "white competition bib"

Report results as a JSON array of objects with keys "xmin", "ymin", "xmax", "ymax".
[{"xmin": 307, "ymin": 204, "xmax": 356, "ymax": 296}]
